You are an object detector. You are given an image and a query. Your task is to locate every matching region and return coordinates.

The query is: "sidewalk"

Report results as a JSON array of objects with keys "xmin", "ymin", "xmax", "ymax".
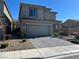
[
  {"xmin": 0, "ymin": 45, "xmax": 79, "ymax": 59},
  {"xmin": 0, "ymin": 49, "xmax": 42, "ymax": 59}
]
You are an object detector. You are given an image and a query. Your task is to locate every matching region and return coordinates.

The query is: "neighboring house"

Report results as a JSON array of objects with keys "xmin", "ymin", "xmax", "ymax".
[
  {"xmin": 19, "ymin": 3, "xmax": 57, "ymax": 38},
  {"xmin": 13, "ymin": 20, "xmax": 19, "ymax": 29},
  {"xmin": 54, "ymin": 20, "xmax": 62, "ymax": 33},
  {"xmin": 63, "ymin": 19, "xmax": 79, "ymax": 35},
  {"xmin": 0, "ymin": 0, "xmax": 13, "ymax": 40}
]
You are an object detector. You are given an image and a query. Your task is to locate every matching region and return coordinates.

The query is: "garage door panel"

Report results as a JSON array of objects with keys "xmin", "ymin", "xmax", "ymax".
[{"xmin": 26, "ymin": 25, "xmax": 51, "ymax": 38}]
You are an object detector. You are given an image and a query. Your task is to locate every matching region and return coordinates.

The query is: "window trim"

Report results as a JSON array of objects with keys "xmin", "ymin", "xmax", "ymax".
[{"xmin": 29, "ymin": 7, "xmax": 38, "ymax": 17}]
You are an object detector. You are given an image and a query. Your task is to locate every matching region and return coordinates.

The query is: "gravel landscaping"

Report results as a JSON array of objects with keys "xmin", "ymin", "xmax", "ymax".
[{"xmin": 0, "ymin": 39, "xmax": 35, "ymax": 52}]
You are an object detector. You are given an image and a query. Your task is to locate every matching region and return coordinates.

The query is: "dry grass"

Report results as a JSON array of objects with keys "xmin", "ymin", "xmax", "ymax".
[{"xmin": 0, "ymin": 39, "xmax": 35, "ymax": 52}]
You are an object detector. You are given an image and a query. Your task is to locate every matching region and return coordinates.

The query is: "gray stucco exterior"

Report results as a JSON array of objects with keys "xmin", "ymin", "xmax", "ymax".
[
  {"xmin": 19, "ymin": 3, "xmax": 57, "ymax": 38},
  {"xmin": 19, "ymin": 3, "xmax": 57, "ymax": 21}
]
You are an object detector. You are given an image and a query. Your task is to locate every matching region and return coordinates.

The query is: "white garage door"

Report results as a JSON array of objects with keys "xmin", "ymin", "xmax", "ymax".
[{"xmin": 26, "ymin": 24, "xmax": 51, "ymax": 38}]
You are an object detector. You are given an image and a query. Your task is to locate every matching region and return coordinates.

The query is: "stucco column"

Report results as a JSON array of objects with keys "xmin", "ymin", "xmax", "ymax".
[{"xmin": 50, "ymin": 24, "xmax": 54, "ymax": 37}]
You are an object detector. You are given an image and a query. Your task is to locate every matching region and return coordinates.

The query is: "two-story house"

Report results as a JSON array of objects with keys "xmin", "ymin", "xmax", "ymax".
[
  {"xmin": 0, "ymin": 0, "xmax": 13, "ymax": 40},
  {"xmin": 63, "ymin": 19, "xmax": 79, "ymax": 35},
  {"xmin": 19, "ymin": 3, "xmax": 57, "ymax": 38}
]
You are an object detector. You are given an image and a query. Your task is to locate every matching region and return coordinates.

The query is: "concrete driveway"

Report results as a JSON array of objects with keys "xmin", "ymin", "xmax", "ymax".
[{"xmin": 29, "ymin": 37, "xmax": 74, "ymax": 48}]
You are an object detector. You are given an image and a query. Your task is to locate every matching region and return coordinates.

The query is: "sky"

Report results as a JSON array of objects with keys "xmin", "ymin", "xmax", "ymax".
[{"xmin": 5, "ymin": 0, "xmax": 79, "ymax": 21}]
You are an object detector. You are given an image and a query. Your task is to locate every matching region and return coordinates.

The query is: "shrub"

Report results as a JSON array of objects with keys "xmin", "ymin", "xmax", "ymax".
[
  {"xmin": 54, "ymin": 33, "xmax": 59, "ymax": 37},
  {"xmin": 20, "ymin": 39, "xmax": 26, "ymax": 43},
  {"xmin": 70, "ymin": 40, "xmax": 79, "ymax": 44},
  {"xmin": 59, "ymin": 32, "xmax": 68, "ymax": 36},
  {"xmin": 0, "ymin": 43, "xmax": 9, "ymax": 48},
  {"xmin": 75, "ymin": 35, "xmax": 79, "ymax": 39},
  {"xmin": 22, "ymin": 40, "xmax": 26, "ymax": 42}
]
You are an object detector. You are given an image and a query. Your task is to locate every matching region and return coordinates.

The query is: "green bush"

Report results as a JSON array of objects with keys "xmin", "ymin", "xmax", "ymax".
[
  {"xmin": 59, "ymin": 32, "xmax": 68, "ymax": 36},
  {"xmin": 54, "ymin": 33, "xmax": 59, "ymax": 37},
  {"xmin": 1, "ymin": 43, "xmax": 9, "ymax": 48},
  {"xmin": 70, "ymin": 40, "xmax": 79, "ymax": 44},
  {"xmin": 75, "ymin": 35, "xmax": 79, "ymax": 39}
]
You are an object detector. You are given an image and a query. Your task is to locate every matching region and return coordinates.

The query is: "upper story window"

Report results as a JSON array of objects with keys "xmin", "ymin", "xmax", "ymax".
[{"xmin": 29, "ymin": 7, "xmax": 38, "ymax": 17}]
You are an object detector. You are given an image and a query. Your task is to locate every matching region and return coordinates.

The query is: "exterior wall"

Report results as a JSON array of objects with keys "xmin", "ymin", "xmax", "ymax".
[
  {"xmin": 54, "ymin": 21, "xmax": 62, "ymax": 33},
  {"xmin": 19, "ymin": 5, "xmax": 44, "ymax": 20},
  {"xmin": 0, "ymin": 18, "xmax": 4, "ymax": 24},
  {"xmin": 37, "ymin": 7, "xmax": 44, "ymax": 20},
  {"xmin": 63, "ymin": 20, "xmax": 79, "ymax": 28},
  {"xmin": 44, "ymin": 10, "xmax": 56, "ymax": 21},
  {"xmin": 0, "ymin": 28, "xmax": 4, "ymax": 40},
  {"xmin": 63, "ymin": 19, "xmax": 79, "ymax": 35},
  {"xmin": 13, "ymin": 21, "xmax": 19, "ymax": 29},
  {"xmin": 0, "ymin": 1, "xmax": 5, "ymax": 40},
  {"xmin": 19, "ymin": 5, "xmax": 28, "ymax": 19},
  {"xmin": 0, "ymin": 1, "xmax": 4, "ymax": 17},
  {"xmin": 4, "ymin": 4, "xmax": 12, "ymax": 23},
  {"xmin": 19, "ymin": 4, "xmax": 57, "ymax": 21},
  {"xmin": 67, "ymin": 27, "xmax": 79, "ymax": 35},
  {"xmin": 0, "ymin": 2, "xmax": 12, "ymax": 28},
  {"xmin": 50, "ymin": 12, "xmax": 56, "ymax": 21},
  {"xmin": 0, "ymin": 25, "xmax": 5, "ymax": 40}
]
